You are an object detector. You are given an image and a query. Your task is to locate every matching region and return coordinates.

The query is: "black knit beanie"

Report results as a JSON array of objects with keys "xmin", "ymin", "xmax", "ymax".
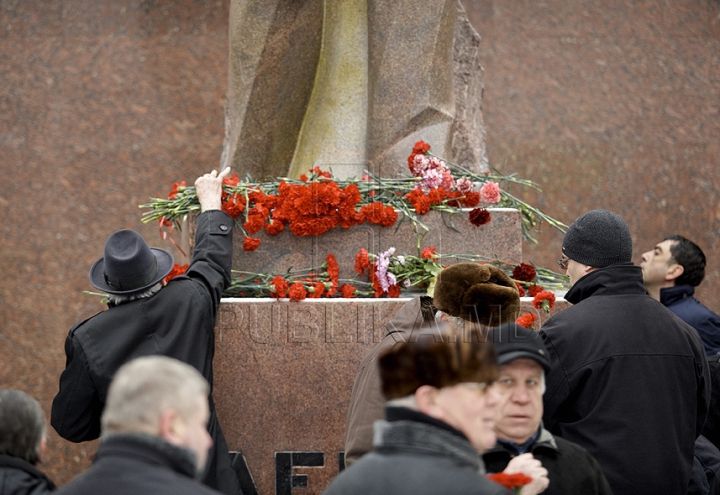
[{"xmin": 562, "ymin": 209, "xmax": 632, "ymax": 267}]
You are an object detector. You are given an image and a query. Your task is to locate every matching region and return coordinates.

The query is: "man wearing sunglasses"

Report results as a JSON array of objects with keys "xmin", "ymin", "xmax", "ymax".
[{"xmin": 540, "ymin": 209, "xmax": 709, "ymax": 494}]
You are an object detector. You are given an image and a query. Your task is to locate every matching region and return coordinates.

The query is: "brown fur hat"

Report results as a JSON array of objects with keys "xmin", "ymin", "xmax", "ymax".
[
  {"xmin": 433, "ymin": 263, "xmax": 520, "ymax": 326},
  {"xmin": 379, "ymin": 327, "xmax": 498, "ymax": 400}
]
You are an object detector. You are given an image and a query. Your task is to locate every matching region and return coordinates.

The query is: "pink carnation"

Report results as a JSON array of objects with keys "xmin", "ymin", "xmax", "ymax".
[
  {"xmin": 480, "ymin": 181, "xmax": 501, "ymax": 204},
  {"xmin": 441, "ymin": 170, "xmax": 455, "ymax": 190},
  {"xmin": 456, "ymin": 177, "xmax": 474, "ymax": 194},
  {"xmin": 412, "ymin": 154, "xmax": 431, "ymax": 175}
]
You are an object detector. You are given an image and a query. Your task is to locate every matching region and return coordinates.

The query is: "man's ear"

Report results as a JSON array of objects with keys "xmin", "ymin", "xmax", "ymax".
[
  {"xmin": 159, "ymin": 409, "xmax": 185, "ymax": 446},
  {"xmin": 38, "ymin": 438, "xmax": 47, "ymax": 463},
  {"xmin": 415, "ymin": 385, "xmax": 442, "ymax": 418},
  {"xmin": 666, "ymin": 263, "xmax": 684, "ymax": 282}
]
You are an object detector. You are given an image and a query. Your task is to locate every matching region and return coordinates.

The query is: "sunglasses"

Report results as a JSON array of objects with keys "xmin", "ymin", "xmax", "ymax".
[{"xmin": 557, "ymin": 257, "xmax": 570, "ymax": 270}]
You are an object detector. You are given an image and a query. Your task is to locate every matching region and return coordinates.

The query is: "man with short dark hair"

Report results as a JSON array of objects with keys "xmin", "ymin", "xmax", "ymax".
[
  {"xmin": 641, "ymin": 234, "xmax": 720, "ymax": 357},
  {"xmin": 482, "ymin": 324, "xmax": 612, "ymax": 494},
  {"xmin": 55, "ymin": 356, "xmax": 220, "ymax": 495},
  {"xmin": 541, "ymin": 209, "xmax": 709, "ymax": 494},
  {"xmin": 0, "ymin": 389, "xmax": 56, "ymax": 495},
  {"xmin": 51, "ymin": 168, "xmax": 239, "ymax": 495}
]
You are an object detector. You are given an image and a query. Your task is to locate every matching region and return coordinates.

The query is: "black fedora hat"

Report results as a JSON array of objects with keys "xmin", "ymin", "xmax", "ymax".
[
  {"xmin": 89, "ymin": 229, "xmax": 174, "ymax": 295},
  {"xmin": 488, "ymin": 323, "xmax": 551, "ymax": 373}
]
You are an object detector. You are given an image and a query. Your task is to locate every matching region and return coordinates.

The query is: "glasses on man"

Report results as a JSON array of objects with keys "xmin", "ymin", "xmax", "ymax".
[{"xmin": 557, "ymin": 257, "xmax": 570, "ymax": 271}]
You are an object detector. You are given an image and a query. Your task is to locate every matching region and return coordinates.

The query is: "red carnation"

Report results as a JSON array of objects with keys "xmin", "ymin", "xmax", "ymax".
[
  {"xmin": 512, "ymin": 263, "xmax": 537, "ymax": 283},
  {"xmin": 412, "ymin": 140, "xmax": 431, "ymax": 155},
  {"xmin": 307, "ymin": 282, "xmax": 326, "ymax": 299},
  {"xmin": 288, "ymin": 282, "xmax": 307, "ymax": 302},
  {"xmin": 515, "ymin": 282, "xmax": 526, "ymax": 297},
  {"xmin": 264, "ymin": 219, "xmax": 285, "ymax": 235},
  {"xmin": 387, "ymin": 284, "xmax": 401, "ymax": 298},
  {"xmin": 516, "ymin": 312, "xmax": 538, "ymax": 329},
  {"xmin": 355, "ymin": 248, "xmax": 371, "ymax": 276},
  {"xmin": 244, "ymin": 205, "xmax": 269, "ymax": 234},
  {"xmin": 445, "ymin": 190, "xmax": 463, "ymax": 207},
  {"xmin": 242, "ymin": 236, "xmax": 261, "ymax": 251},
  {"xmin": 168, "ymin": 181, "xmax": 186, "ymax": 200},
  {"xmin": 340, "ymin": 283, "xmax": 358, "ymax": 298},
  {"xmin": 469, "ymin": 208, "xmax": 492, "ymax": 226},
  {"xmin": 222, "ymin": 173, "xmax": 240, "ymax": 187},
  {"xmin": 326, "ymin": 253, "xmax": 340, "ymax": 295},
  {"xmin": 270, "ymin": 276, "xmax": 289, "ymax": 299},
  {"xmin": 421, "ymin": 246, "xmax": 438, "ymax": 260},
  {"xmin": 164, "ymin": 263, "xmax": 189, "ymax": 284},
  {"xmin": 222, "ymin": 195, "xmax": 246, "ymax": 219},
  {"xmin": 405, "ymin": 189, "xmax": 430, "ymax": 215},
  {"xmin": 527, "ymin": 285, "xmax": 543, "ymax": 297},
  {"xmin": 487, "ymin": 472, "xmax": 533, "ymax": 489},
  {"xmin": 427, "ymin": 187, "xmax": 447, "ymax": 205},
  {"xmin": 532, "ymin": 290, "xmax": 556, "ymax": 313},
  {"xmin": 460, "ymin": 191, "xmax": 481, "ymax": 208}
]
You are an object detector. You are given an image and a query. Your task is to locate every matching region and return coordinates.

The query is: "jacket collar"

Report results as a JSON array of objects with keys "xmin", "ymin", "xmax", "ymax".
[
  {"xmin": 659, "ymin": 284, "xmax": 695, "ymax": 307},
  {"xmin": 97, "ymin": 433, "xmax": 198, "ymax": 479},
  {"xmin": 384, "ymin": 296, "xmax": 437, "ymax": 342},
  {"xmin": 374, "ymin": 407, "xmax": 483, "ymax": 471},
  {"xmin": 565, "ymin": 263, "xmax": 646, "ymax": 305},
  {"xmin": 0, "ymin": 454, "xmax": 56, "ymax": 489},
  {"xmin": 484, "ymin": 426, "xmax": 558, "ymax": 459}
]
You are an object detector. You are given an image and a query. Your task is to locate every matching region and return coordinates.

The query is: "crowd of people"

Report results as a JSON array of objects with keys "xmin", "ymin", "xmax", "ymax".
[{"xmin": 2, "ymin": 166, "xmax": 720, "ymax": 494}]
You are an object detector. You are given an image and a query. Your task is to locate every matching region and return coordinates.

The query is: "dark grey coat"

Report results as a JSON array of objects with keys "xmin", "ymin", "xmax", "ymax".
[
  {"xmin": 328, "ymin": 407, "xmax": 507, "ymax": 495},
  {"xmin": 54, "ymin": 434, "xmax": 221, "ymax": 495},
  {"xmin": 0, "ymin": 454, "xmax": 55, "ymax": 495}
]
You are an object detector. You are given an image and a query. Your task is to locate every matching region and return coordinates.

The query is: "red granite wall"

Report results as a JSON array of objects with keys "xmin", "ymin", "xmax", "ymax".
[
  {"xmin": 1, "ymin": 0, "xmax": 719, "ymax": 490},
  {"xmin": 0, "ymin": 0, "xmax": 230, "ymax": 484},
  {"xmin": 463, "ymin": 0, "xmax": 720, "ymax": 309}
]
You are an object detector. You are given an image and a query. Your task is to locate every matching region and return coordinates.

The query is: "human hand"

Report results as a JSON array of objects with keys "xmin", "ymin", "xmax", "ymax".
[
  {"xmin": 505, "ymin": 453, "xmax": 549, "ymax": 495},
  {"xmin": 195, "ymin": 167, "xmax": 231, "ymax": 212}
]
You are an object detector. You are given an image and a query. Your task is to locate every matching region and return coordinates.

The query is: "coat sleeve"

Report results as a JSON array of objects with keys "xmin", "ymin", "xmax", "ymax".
[
  {"xmin": 344, "ymin": 350, "xmax": 385, "ymax": 468},
  {"xmin": 183, "ymin": 210, "xmax": 233, "ymax": 320},
  {"xmin": 539, "ymin": 323, "xmax": 573, "ymax": 434},
  {"xmin": 51, "ymin": 333, "xmax": 103, "ymax": 442}
]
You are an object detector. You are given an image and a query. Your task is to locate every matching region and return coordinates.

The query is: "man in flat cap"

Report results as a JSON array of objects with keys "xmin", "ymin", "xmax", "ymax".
[
  {"xmin": 540, "ymin": 209, "xmax": 709, "ymax": 494},
  {"xmin": 343, "ymin": 262, "xmax": 520, "ymax": 467},
  {"xmin": 51, "ymin": 169, "xmax": 240, "ymax": 495},
  {"xmin": 483, "ymin": 323, "xmax": 612, "ymax": 494}
]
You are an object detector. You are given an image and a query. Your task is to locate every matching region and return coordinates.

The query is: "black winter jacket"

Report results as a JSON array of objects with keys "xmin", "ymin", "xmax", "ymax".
[
  {"xmin": 483, "ymin": 427, "xmax": 612, "ymax": 495},
  {"xmin": 540, "ymin": 263, "xmax": 710, "ymax": 494},
  {"xmin": 50, "ymin": 210, "xmax": 238, "ymax": 495},
  {"xmin": 0, "ymin": 455, "xmax": 55, "ymax": 495},
  {"xmin": 54, "ymin": 434, "xmax": 221, "ymax": 495}
]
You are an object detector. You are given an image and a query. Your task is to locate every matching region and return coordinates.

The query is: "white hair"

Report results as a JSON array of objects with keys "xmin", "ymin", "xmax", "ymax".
[
  {"xmin": 101, "ymin": 356, "xmax": 209, "ymax": 436},
  {"xmin": 106, "ymin": 283, "xmax": 163, "ymax": 306}
]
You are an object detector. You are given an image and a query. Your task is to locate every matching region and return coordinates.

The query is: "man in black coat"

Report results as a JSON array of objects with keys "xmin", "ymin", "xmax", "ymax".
[
  {"xmin": 482, "ymin": 323, "xmax": 612, "ymax": 495},
  {"xmin": 540, "ymin": 209, "xmax": 710, "ymax": 494},
  {"xmin": 0, "ymin": 389, "xmax": 56, "ymax": 495},
  {"xmin": 55, "ymin": 356, "xmax": 222, "ymax": 495},
  {"xmin": 51, "ymin": 168, "xmax": 239, "ymax": 495}
]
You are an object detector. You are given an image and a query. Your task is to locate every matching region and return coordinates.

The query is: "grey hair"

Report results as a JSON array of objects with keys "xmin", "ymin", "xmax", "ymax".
[
  {"xmin": 0, "ymin": 389, "xmax": 46, "ymax": 465},
  {"xmin": 101, "ymin": 356, "xmax": 209, "ymax": 436},
  {"xmin": 106, "ymin": 283, "xmax": 163, "ymax": 305}
]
